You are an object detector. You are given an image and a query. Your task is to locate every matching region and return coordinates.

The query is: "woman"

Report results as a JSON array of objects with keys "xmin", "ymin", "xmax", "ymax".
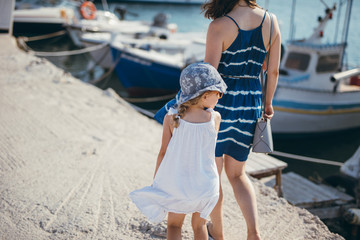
[{"xmin": 202, "ymin": 0, "xmax": 281, "ymax": 239}]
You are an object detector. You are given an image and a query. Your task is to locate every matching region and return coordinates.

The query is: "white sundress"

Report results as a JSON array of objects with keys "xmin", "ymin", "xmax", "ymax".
[{"xmin": 129, "ymin": 108, "xmax": 220, "ymax": 224}]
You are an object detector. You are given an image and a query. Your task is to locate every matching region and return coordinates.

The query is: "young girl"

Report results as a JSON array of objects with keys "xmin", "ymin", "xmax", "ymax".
[{"xmin": 130, "ymin": 62, "xmax": 227, "ymax": 240}]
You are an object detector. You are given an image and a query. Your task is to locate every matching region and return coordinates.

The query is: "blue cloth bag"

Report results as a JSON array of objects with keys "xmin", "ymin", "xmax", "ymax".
[{"xmin": 153, "ymin": 92, "xmax": 179, "ymax": 124}]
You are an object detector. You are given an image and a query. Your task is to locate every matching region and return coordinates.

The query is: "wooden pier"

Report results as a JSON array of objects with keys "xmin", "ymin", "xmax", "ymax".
[
  {"xmin": 265, "ymin": 171, "xmax": 355, "ymax": 219},
  {"xmin": 246, "ymin": 153, "xmax": 288, "ymax": 197}
]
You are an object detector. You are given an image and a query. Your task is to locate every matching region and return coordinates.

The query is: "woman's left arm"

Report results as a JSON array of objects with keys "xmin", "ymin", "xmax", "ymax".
[
  {"xmin": 204, "ymin": 19, "xmax": 226, "ymax": 68},
  {"xmin": 264, "ymin": 14, "xmax": 281, "ymax": 119}
]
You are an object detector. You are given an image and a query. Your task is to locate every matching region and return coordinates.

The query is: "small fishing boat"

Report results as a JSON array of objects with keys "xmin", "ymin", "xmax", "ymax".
[
  {"xmin": 78, "ymin": 11, "xmax": 178, "ymax": 69},
  {"xmin": 94, "ymin": 0, "xmax": 204, "ymax": 5},
  {"xmin": 110, "ymin": 32, "xmax": 206, "ymax": 97},
  {"xmin": 12, "ymin": 4, "xmax": 75, "ymax": 37},
  {"xmin": 271, "ymin": 0, "xmax": 360, "ymax": 134},
  {"xmin": 65, "ymin": 2, "xmax": 177, "ymax": 47}
]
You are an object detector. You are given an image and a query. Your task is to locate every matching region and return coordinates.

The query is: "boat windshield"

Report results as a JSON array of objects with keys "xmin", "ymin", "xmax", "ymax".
[
  {"xmin": 284, "ymin": 52, "xmax": 310, "ymax": 71},
  {"xmin": 316, "ymin": 54, "xmax": 340, "ymax": 73}
]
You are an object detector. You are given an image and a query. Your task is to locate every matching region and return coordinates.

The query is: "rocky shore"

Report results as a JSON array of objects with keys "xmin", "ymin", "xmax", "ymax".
[{"xmin": 0, "ymin": 35, "xmax": 343, "ymax": 239}]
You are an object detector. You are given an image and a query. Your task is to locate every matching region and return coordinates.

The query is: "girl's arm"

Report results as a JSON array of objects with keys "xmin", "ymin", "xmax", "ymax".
[
  {"xmin": 264, "ymin": 14, "xmax": 281, "ymax": 119},
  {"xmin": 154, "ymin": 114, "xmax": 173, "ymax": 178},
  {"xmin": 214, "ymin": 111, "xmax": 221, "ymax": 133}
]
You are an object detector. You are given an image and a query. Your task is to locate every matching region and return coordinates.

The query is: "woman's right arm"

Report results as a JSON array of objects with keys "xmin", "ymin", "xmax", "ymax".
[
  {"xmin": 154, "ymin": 114, "xmax": 173, "ymax": 178},
  {"xmin": 264, "ymin": 14, "xmax": 281, "ymax": 119}
]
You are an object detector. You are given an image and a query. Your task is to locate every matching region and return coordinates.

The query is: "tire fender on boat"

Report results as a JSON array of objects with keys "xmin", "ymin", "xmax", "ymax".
[{"xmin": 80, "ymin": 1, "xmax": 96, "ymax": 20}]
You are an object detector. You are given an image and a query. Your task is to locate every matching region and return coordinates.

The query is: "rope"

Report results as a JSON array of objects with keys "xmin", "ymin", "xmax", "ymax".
[
  {"xmin": 18, "ymin": 30, "xmax": 67, "ymax": 42},
  {"xmin": 123, "ymin": 93, "xmax": 177, "ymax": 103},
  {"xmin": 18, "ymin": 40, "xmax": 109, "ymax": 57},
  {"xmin": 270, "ymin": 151, "xmax": 344, "ymax": 167},
  {"xmin": 88, "ymin": 50, "xmax": 122, "ymax": 85},
  {"xmin": 129, "ymin": 104, "xmax": 155, "ymax": 118}
]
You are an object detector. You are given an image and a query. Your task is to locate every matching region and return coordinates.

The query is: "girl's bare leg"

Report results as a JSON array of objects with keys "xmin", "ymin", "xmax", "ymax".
[
  {"xmin": 191, "ymin": 212, "xmax": 208, "ymax": 240},
  {"xmin": 167, "ymin": 212, "xmax": 186, "ymax": 240},
  {"xmin": 224, "ymin": 154, "xmax": 261, "ymax": 240},
  {"xmin": 208, "ymin": 156, "xmax": 224, "ymax": 240}
]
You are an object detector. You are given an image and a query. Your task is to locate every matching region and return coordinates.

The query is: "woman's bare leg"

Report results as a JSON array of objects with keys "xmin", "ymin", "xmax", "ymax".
[
  {"xmin": 191, "ymin": 212, "xmax": 208, "ymax": 240},
  {"xmin": 208, "ymin": 156, "xmax": 224, "ymax": 240},
  {"xmin": 167, "ymin": 212, "xmax": 186, "ymax": 240},
  {"xmin": 224, "ymin": 154, "xmax": 261, "ymax": 240}
]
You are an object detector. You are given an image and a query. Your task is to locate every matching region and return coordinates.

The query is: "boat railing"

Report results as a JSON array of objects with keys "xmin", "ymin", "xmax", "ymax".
[{"xmin": 331, "ymin": 68, "xmax": 360, "ymax": 92}]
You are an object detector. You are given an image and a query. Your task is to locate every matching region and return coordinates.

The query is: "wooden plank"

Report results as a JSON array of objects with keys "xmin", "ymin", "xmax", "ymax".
[
  {"xmin": 319, "ymin": 183, "xmax": 354, "ymax": 202},
  {"xmin": 246, "ymin": 153, "xmax": 287, "ymax": 176},
  {"xmin": 265, "ymin": 172, "xmax": 354, "ymax": 208},
  {"xmin": 307, "ymin": 206, "xmax": 342, "ymax": 219},
  {"xmin": 308, "ymin": 203, "xmax": 356, "ymax": 219}
]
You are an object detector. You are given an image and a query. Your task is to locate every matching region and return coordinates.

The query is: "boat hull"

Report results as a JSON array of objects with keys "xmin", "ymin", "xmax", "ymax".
[
  {"xmin": 110, "ymin": 46, "xmax": 181, "ymax": 97},
  {"xmin": 82, "ymin": 41, "xmax": 113, "ymax": 69},
  {"xmin": 12, "ymin": 22, "xmax": 65, "ymax": 37},
  {"xmin": 272, "ymin": 86, "xmax": 360, "ymax": 134}
]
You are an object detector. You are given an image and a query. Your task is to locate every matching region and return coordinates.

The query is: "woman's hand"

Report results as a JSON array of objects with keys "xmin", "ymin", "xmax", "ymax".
[{"xmin": 264, "ymin": 104, "xmax": 274, "ymax": 119}]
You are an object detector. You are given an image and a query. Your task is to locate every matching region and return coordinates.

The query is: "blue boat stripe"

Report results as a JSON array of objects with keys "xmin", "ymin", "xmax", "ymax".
[
  {"xmin": 279, "ymin": 74, "xmax": 310, "ymax": 83},
  {"xmin": 220, "ymin": 59, "xmax": 263, "ymax": 67},
  {"xmin": 217, "ymin": 137, "xmax": 250, "ymax": 148},
  {"xmin": 274, "ymin": 100, "xmax": 360, "ymax": 111},
  {"xmin": 221, "ymin": 118, "xmax": 256, "ymax": 124},
  {"xmin": 216, "ymin": 104, "xmax": 261, "ymax": 111},
  {"xmin": 218, "ymin": 126, "xmax": 253, "ymax": 136},
  {"xmin": 223, "ymin": 46, "xmax": 266, "ymax": 55},
  {"xmin": 226, "ymin": 90, "xmax": 262, "ymax": 96}
]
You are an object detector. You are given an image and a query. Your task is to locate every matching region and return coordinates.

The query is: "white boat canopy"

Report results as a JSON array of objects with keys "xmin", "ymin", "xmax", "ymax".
[{"xmin": 341, "ymin": 146, "xmax": 360, "ymax": 179}]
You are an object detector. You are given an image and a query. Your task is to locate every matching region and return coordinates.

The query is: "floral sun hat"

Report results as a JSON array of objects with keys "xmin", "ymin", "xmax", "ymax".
[{"xmin": 176, "ymin": 62, "xmax": 227, "ymax": 106}]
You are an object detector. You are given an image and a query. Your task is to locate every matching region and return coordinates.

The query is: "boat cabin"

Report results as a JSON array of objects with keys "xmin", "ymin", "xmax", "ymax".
[{"xmin": 279, "ymin": 41, "xmax": 345, "ymax": 92}]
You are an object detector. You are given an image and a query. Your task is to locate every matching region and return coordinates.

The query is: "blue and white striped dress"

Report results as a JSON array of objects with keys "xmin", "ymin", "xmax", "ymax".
[{"xmin": 215, "ymin": 12, "xmax": 268, "ymax": 161}]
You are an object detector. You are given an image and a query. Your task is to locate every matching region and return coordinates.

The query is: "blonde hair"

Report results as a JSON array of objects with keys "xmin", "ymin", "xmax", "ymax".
[{"xmin": 172, "ymin": 93, "xmax": 206, "ymax": 128}]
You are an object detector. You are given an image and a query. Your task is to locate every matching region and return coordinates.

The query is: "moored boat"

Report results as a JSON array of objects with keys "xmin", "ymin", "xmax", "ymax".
[
  {"xmin": 271, "ymin": 0, "xmax": 360, "ymax": 134},
  {"xmin": 110, "ymin": 32, "xmax": 206, "ymax": 97},
  {"xmin": 12, "ymin": 5, "xmax": 75, "ymax": 37}
]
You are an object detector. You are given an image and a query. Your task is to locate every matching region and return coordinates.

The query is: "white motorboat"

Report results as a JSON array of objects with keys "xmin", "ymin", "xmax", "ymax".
[
  {"xmin": 12, "ymin": 4, "xmax": 75, "ymax": 37},
  {"xmin": 80, "ymin": 30, "xmax": 203, "ymax": 69},
  {"xmin": 65, "ymin": 2, "xmax": 177, "ymax": 47},
  {"xmin": 271, "ymin": 0, "xmax": 360, "ymax": 134},
  {"xmin": 97, "ymin": 0, "xmax": 204, "ymax": 4}
]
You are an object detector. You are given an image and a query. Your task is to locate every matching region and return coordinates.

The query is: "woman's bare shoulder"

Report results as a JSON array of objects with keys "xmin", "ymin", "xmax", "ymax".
[{"xmin": 209, "ymin": 16, "xmax": 234, "ymax": 31}]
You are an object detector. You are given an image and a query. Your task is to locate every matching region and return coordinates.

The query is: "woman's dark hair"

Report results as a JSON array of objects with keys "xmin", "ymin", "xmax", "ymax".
[{"xmin": 202, "ymin": 0, "xmax": 260, "ymax": 20}]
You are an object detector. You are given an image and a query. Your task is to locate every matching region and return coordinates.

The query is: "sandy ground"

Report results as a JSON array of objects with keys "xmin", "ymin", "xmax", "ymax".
[{"xmin": 0, "ymin": 35, "xmax": 344, "ymax": 240}]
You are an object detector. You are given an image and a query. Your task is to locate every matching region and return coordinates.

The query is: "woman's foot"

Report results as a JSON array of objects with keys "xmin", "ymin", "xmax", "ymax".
[
  {"xmin": 206, "ymin": 222, "xmax": 214, "ymax": 240},
  {"xmin": 247, "ymin": 232, "xmax": 261, "ymax": 240}
]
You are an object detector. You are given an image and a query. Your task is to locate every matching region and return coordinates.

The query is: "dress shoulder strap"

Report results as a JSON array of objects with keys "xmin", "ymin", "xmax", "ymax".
[
  {"xmin": 260, "ymin": 11, "xmax": 267, "ymax": 27},
  {"xmin": 224, "ymin": 15, "xmax": 240, "ymax": 30},
  {"xmin": 206, "ymin": 108, "xmax": 215, "ymax": 121}
]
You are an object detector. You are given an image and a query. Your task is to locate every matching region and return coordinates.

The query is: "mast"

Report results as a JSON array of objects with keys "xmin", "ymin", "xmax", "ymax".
[
  {"xmin": 102, "ymin": 0, "xmax": 109, "ymax": 11},
  {"xmin": 340, "ymin": 0, "xmax": 353, "ymax": 70},
  {"xmin": 334, "ymin": 0, "xmax": 343, "ymax": 43},
  {"xmin": 289, "ymin": 0, "xmax": 296, "ymax": 40}
]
